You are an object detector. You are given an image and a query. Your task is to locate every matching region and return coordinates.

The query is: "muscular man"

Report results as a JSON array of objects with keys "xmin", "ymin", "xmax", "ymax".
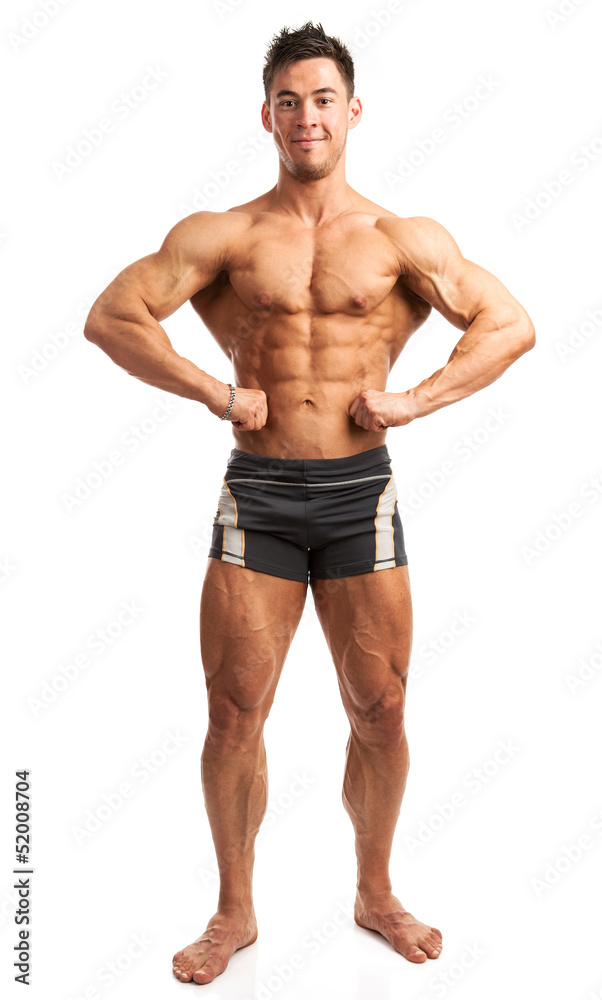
[{"xmin": 84, "ymin": 22, "xmax": 535, "ymax": 986}]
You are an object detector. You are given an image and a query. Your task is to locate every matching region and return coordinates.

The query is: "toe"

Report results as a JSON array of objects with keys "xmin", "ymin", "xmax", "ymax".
[
  {"xmin": 173, "ymin": 965, "xmax": 193, "ymax": 981},
  {"xmin": 192, "ymin": 965, "xmax": 215, "ymax": 984},
  {"xmin": 407, "ymin": 947, "xmax": 428, "ymax": 963},
  {"xmin": 172, "ymin": 951, "xmax": 195, "ymax": 980}
]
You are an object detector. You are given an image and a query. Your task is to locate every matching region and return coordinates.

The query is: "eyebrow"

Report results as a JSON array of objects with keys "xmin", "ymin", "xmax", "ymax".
[{"xmin": 274, "ymin": 87, "xmax": 338, "ymax": 99}]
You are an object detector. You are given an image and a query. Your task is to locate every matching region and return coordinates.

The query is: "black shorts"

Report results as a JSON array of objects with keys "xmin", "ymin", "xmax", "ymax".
[{"xmin": 208, "ymin": 444, "xmax": 408, "ymax": 583}]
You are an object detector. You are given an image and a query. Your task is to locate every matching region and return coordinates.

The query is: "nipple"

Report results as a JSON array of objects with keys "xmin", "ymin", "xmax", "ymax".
[
  {"xmin": 254, "ymin": 292, "xmax": 271, "ymax": 308},
  {"xmin": 352, "ymin": 294, "xmax": 367, "ymax": 308}
]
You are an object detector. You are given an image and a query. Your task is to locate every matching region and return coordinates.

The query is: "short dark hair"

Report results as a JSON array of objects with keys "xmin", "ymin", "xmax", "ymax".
[{"xmin": 263, "ymin": 21, "xmax": 355, "ymax": 105}]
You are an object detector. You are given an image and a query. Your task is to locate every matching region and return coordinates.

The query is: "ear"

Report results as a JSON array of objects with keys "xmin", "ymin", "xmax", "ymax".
[
  {"xmin": 261, "ymin": 101, "xmax": 272, "ymax": 133},
  {"xmin": 348, "ymin": 97, "xmax": 362, "ymax": 130}
]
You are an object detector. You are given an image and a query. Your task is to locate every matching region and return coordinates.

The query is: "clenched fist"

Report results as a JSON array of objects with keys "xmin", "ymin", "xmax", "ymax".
[
  {"xmin": 348, "ymin": 389, "xmax": 416, "ymax": 431},
  {"xmin": 211, "ymin": 384, "xmax": 268, "ymax": 431}
]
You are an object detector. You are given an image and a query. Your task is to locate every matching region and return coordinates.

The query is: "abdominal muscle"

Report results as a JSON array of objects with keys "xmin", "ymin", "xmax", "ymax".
[
  {"xmin": 228, "ymin": 332, "xmax": 392, "ymax": 460},
  {"xmin": 231, "ymin": 381, "xmax": 388, "ymax": 460},
  {"xmin": 199, "ymin": 285, "xmax": 415, "ymax": 460}
]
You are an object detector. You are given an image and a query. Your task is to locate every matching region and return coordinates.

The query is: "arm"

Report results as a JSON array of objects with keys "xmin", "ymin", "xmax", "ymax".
[
  {"xmin": 83, "ymin": 211, "xmax": 266, "ymax": 428},
  {"xmin": 349, "ymin": 216, "xmax": 536, "ymax": 429}
]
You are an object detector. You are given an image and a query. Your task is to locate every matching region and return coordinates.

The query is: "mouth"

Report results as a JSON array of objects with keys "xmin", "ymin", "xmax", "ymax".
[{"xmin": 292, "ymin": 138, "xmax": 325, "ymax": 146}]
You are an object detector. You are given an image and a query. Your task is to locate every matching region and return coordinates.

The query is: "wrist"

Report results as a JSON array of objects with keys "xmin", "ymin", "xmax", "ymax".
[
  {"xmin": 219, "ymin": 384, "xmax": 236, "ymax": 420},
  {"xmin": 402, "ymin": 386, "xmax": 432, "ymax": 421},
  {"xmin": 194, "ymin": 373, "xmax": 232, "ymax": 415}
]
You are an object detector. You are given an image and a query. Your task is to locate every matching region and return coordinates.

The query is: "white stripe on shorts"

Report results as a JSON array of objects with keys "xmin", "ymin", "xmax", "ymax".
[
  {"xmin": 374, "ymin": 475, "xmax": 397, "ymax": 571},
  {"xmin": 224, "ymin": 474, "xmax": 392, "ymax": 487},
  {"xmin": 217, "ymin": 479, "xmax": 245, "ymax": 567}
]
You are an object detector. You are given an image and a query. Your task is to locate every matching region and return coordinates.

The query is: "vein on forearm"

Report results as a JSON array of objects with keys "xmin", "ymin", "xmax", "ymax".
[{"xmin": 408, "ymin": 308, "xmax": 533, "ymax": 417}]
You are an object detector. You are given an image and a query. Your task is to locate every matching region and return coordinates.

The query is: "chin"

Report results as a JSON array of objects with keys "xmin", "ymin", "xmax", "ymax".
[{"xmin": 284, "ymin": 147, "xmax": 345, "ymax": 182}]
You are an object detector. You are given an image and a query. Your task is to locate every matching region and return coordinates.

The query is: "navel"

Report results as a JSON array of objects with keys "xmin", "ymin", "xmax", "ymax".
[{"xmin": 352, "ymin": 294, "xmax": 368, "ymax": 308}]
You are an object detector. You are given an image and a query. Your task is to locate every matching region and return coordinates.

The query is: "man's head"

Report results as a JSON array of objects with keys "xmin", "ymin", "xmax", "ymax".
[{"xmin": 261, "ymin": 22, "xmax": 361, "ymax": 182}]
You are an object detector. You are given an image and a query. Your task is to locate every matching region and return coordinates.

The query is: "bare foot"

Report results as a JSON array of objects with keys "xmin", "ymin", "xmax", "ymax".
[
  {"xmin": 172, "ymin": 907, "xmax": 258, "ymax": 984},
  {"xmin": 354, "ymin": 890, "xmax": 442, "ymax": 963}
]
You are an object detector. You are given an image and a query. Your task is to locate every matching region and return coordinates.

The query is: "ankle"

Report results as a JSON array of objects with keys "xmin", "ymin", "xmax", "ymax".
[
  {"xmin": 217, "ymin": 895, "xmax": 255, "ymax": 916},
  {"xmin": 356, "ymin": 879, "xmax": 393, "ymax": 901}
]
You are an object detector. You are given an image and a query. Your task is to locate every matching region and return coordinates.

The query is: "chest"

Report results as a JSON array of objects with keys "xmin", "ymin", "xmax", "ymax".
[{"xmin": 227, "ymin": 224, "xmax": 401, "ymax": 316}]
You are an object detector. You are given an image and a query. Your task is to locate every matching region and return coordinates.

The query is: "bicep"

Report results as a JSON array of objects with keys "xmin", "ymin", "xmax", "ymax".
[
  {"xmin": 397, "ymin": 217, "xmax": 526, "ymax": 332},
  {"xmin": 89, "ymin": 211, "xmax": 231, "ymax": 326}
]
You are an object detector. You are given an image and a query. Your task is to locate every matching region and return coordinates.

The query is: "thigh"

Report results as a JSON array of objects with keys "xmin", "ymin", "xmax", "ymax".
[
  {"xmin": 201, "ymin": 558, "xmax": 308, "ymax": 711},
  {"xmin": 310, "ymin": 565, "xmax": 413, "ymax": 711}
]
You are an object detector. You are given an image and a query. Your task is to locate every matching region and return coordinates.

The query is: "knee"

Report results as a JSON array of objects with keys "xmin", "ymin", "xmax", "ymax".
[
  {"xmin": 350, "ymin": 686, "xmax": 406, "ymax": 749},
  {"xmin": 207, "ymin": 694, "xmax": 269, "ymax": 746},
  {"xmin": 206, "ymin": 656, "xmax": 276, "ymax": 746},
  {"xmin": 205, "ymin": 644, "xmax": 278, "ymax": 744}
]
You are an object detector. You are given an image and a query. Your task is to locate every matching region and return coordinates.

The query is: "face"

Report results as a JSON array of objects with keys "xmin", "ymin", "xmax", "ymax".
[{"xmin": 262, "ymin": 57, "xmax": 361, "ymax": 182}]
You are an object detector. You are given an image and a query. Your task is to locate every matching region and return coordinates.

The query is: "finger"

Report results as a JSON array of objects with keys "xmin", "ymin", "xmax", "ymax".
[{"xmin": 352, "ymin": 400, "xmax": 364, "ymax": 423}]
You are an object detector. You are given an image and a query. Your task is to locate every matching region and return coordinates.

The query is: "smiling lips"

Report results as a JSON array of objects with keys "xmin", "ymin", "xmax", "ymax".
[{"xmin": 292, "ymin": 137, "xmax": 325, "ymax": 144}]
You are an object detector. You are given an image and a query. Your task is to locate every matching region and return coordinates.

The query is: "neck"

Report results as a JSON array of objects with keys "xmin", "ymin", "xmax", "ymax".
[{"xmin": 271, "ymin": 159, "xmax": 356, "ymax": 226}]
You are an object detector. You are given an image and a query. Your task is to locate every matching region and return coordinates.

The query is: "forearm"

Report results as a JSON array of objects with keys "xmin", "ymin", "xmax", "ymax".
[
  {"xmin": 404, "ymin": 309, "xmax": 535, "ymax": 419},
  {"xmin": 84, "ymin": 308, "xmax": 229, "ymax": 414}
]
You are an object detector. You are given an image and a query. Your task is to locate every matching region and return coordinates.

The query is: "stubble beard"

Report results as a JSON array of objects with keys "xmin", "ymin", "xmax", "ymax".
[{"xmin": 280, "ymin": 134, "xmax": 347, "ymax": 183}]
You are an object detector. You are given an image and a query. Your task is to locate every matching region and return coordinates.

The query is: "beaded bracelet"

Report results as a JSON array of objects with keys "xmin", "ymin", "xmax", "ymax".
[{"xmin": 219, "ymin": 383, "xmax": 236, "ymax": 420}]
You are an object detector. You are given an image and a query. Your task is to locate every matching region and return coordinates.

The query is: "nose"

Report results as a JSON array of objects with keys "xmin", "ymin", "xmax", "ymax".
[{"xmin": 295, "ymin": 101, "xmax": 319, "ymax": 130}]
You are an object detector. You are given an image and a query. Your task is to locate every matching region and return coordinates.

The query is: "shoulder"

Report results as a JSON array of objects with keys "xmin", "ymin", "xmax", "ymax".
[
  {"xmin": 159, "ymin": 210, "xmax": 254, "ymax": 267},
  {"xmin": 165, "ymin": 209, "xmax": 253, "ymax": 240},
  {"xmin": 376, "ymin": 214, "xmax": 462, "ymax": 252},
  {"xmin": 346, "ymin": 191, "xmax": 462, "ymax": 263},
  {"xmin": 374, "ymin": 215, "xmax": 464, "ymax": 275}
]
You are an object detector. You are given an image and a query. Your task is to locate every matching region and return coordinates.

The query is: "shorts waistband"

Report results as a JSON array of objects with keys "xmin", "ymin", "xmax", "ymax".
[{"xmin": 226, "ymin": 444, "xmax": 392, "ymax": 484}]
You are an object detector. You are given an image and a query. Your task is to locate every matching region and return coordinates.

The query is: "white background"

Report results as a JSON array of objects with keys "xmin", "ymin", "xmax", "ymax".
[{"xmin": 3, "ymin": 0, "xmax": 602, "ymax": 997}]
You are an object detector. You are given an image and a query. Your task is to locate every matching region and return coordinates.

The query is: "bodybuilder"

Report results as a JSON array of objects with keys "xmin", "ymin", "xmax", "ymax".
[{"xmin": 84, "ymin": 22, "xmax": 535, "ymax": 987}]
